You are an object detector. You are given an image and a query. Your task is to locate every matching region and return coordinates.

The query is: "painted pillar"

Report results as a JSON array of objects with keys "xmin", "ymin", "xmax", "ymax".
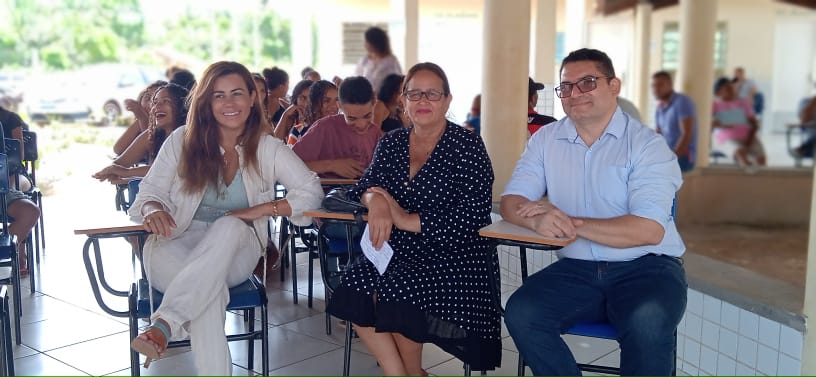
[
  {"xmin": 481, "ymin": 0, "xmax": 531, "ymax": 200},
  {"xmin": 677, "ymin": 0, "xmax": 716, "ymax": 168}
]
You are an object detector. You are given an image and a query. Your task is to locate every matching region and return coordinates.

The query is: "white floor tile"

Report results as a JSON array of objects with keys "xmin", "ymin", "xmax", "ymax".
[
  {"xmin": 263, "ymin": 290, "xmax": 326, "ymax": 326},
  {"xmin": 44, "ymin": 331, "xmax": 133, "ymax": 376},
  {"xmin": 20, "ymin": 310, "xmax": 128, "ymax": 352},
  {"xmin": 279, "ymin": 312, "xmax": 357, "ymax": 346},
  {"xmin": 426, "ymin": 349, "xmax": 519, "ymax": 376},
  {"xmin": 14, "ymin": 352, "xmax": 89, "ymax": 376},
  {"xmin": 228, "ymin": 326, "xmax": 341, "ymax": 373},
  {"xmin": 269, "ymin": 348, "xmax": 381, "ymax": 376}
]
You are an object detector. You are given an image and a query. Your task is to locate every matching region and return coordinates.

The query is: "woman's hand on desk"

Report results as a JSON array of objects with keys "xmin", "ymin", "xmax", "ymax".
[{"xmin": 143, "ymin": 209, "xmax": 176, "ymax": 237}]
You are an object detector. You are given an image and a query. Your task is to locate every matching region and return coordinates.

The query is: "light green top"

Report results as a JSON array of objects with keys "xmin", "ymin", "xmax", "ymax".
[{"xmin": 192, "ymin": 169, "xmax": 250, "ymax": 222}]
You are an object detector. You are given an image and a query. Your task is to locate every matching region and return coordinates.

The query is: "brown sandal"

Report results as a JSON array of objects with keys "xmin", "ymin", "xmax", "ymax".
[{"xmin": 130, "ymin": 320, "xmax": 170, "ymax": 368}]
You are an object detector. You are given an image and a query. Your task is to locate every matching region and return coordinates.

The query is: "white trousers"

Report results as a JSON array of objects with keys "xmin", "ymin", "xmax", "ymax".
[{"xmin": 144, "ymin": 216, "xmax": 262, "ymax": 376}]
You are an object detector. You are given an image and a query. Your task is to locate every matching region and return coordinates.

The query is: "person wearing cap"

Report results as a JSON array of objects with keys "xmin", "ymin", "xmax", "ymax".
[{"xmin": 527, "ymin": 77, "xmax": 557, "ymax": 136}]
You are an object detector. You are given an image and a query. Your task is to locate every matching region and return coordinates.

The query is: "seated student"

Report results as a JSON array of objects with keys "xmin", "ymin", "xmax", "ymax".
[
  {"xmin": 272, "ymin": 79, "xmax": 313, "ymax": 143},
  {"xmin": 263, "ymin": 66, "xmax": 289, "ymax": 125},
  {"xmin": 0, "ymin": 104, "xmax": 40, "ymax": 275},
  {"xmin": 302, "ymin": 67, "xmax": 321, "ymax": 82},
  {"xmin": 128, "ymin": 61, "xmax": 323, "ymax": 375},
  {"xmin": 502, "ymin": 48, "xmax": 685, "ymax": 376},
  {"xmin": 327, "ymin": 62, "xmax": 501, "ymax": 376},
  {"xmin": 292, "ymin": 77, "xmax": 382, "ymax": 179},
  {"xmin": 463, "ymin": 94, "xmax": 481, "ymax": 135},
  {"xmin": 251, "ymin": 73, "xmax": 271, "ymax": 123},
  {"xmin": 527, "ymin": 77, "xmax": 557, "ymax": 136},
  {"xmin": 373, "ymin": 73, "xmax": 409, "ymax": 133},
  {"xmin": 712, "ymin": 77, "xmax": 766, "ymax": 166},
  {"xmin": 114, "ymin": 80, "xmax": 168, "ymax": 156},
  {"xmin": 93, "ymin": 83, "xmax": 189, "ymax": 181},
  {"xmin": 792, "ymin": 89, "xmax": 816, "ymax": 157},
  {"xmin": 289, "ymin": 80, "xmax": 339, "ymax": 144}
]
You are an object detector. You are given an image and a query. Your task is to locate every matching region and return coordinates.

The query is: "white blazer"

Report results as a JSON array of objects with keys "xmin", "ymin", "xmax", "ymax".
[{"xmin": 129, "ymin": 126, "xmax": 324, "ymax": 247}]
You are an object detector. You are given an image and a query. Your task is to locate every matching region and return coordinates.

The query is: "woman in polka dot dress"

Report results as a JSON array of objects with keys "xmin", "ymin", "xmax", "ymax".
[{"xmin": 327, "ymin": 62, "xmax": 501, "ymax": 375}]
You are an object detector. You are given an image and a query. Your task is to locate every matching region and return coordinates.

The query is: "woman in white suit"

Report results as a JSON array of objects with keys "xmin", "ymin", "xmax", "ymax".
[{"xmin": 128, "ymin": 61, "xmax": 323, "ymax": 375}]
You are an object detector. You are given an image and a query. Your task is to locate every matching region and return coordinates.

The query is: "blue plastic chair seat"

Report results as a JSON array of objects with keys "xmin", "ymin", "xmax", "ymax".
[
  {"xmin": 565, "ymin": 322, "xmax": 617, "ymax": 340},
  {"xmin": 326, "ymin": 237, "xmax": 363, "ymax": 255},
  {"xmin": 0, "ymin": 235, "xmax": 14, "ymax": 254},
  {"xmin": 135, "ymin": 276, "xmax": 267, "ymax": 318}
]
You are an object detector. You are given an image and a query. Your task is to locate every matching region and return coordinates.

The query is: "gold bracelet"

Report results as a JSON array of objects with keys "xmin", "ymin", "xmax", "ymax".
[{"xmin": 271, "ymin": 200, "xmax": 279, "ymax": 217}]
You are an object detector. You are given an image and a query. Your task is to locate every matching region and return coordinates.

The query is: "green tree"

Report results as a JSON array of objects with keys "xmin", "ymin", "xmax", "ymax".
[{"xmin": 0, "ymin": 0, "xmax": 145, "ymax": 69}]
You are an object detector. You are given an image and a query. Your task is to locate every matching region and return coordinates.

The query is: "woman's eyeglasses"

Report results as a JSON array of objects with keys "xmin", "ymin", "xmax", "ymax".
[
  {"xmin": 403, "ymin": 89, "xmax": 445, "ymax": 102},
  {"xmin": 554, "ymin": 76, "xmax": 612, "ymax": 98}
]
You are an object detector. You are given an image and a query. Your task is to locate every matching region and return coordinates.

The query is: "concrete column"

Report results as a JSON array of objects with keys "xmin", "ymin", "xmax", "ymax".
[
  {"xmin": 677, "ymin": 0, "xmax": 717, "ymax": 168},
  {"xmin": 389, "ymin": 0, "xmax": 419, "ymax": 69},
  {"xmin": 481, "ymin": 0, "xmax": 531, "ymax": 200},
  {"xmin": 404, "ymin": 0, "xmax": 419, "ymax": 68},
  {"xmin": 290, "ymin": 2, "xmax": 314, "ymax": 71},
  {"xmin": 531, "ymin": 0, "xmax": 557, "ymax": 84},
  {"xmin": 564, "ymin": 0, "xmax": 586, "ymax": 53},
  {"xmin": 804, "ymin": 163, "xmax": 816, "ymax": 374},
  {"xmin": 632, "ymin": 0, "xmax": 652, "ymax": 118}
]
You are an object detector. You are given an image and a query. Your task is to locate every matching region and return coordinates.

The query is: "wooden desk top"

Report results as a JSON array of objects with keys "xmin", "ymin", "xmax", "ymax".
[
  {"xmin": 479, "ymin": 220, "xmax": 574, "ymax": 247},
  {"xmin": 319, "ymin": 178, "xmax": 359, "ymax": 186},
  {"xmin": 74, "ymin": 219, "xmax": 146, "ymax": 236},
  {"xmin": 109, "ymin": 177, "xmax": 141, "ymax": 186},
  {"xmin": 303, "ymin": 209, "xmax": 366, "ymax": 221}
]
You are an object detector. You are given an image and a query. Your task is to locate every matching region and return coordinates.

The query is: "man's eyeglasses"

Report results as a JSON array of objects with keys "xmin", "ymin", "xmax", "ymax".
[
  {"xmin": 403, "ymin": 89, "xmax": 445, "ymax": 102},
  {"xmin": 554, "ymin": 76, "xmax": 612, "ymax": 98}
]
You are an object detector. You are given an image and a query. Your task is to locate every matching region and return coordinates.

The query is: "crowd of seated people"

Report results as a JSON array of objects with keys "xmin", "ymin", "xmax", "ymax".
[
  {"xmin": 94, "ymin": 83, "xmax": 190, "ymax": 181},
  {"xmin": 75, "ymin": 31, "xmax": 691, "ymax": 376}
]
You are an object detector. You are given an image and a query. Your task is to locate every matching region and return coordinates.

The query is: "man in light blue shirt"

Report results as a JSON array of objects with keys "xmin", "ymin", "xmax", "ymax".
[
  {"xmin": 501, "ymin": 48, "xmax": 686, "ymax": 376},
  {"xmin": 653, "ymin": 70, "xmax": 698, "ymax": 172}
]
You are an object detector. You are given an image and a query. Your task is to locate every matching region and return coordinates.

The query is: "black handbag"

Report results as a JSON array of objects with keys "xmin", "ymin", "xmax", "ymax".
[{"xmin": 322, "ymin": 187, "xmax": 367, "ymax": 213}]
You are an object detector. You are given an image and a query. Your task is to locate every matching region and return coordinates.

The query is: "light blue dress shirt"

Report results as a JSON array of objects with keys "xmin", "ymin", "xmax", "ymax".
[{"xmin": 502, "ymin": 107, "xmax": 685, "ymax": 262}]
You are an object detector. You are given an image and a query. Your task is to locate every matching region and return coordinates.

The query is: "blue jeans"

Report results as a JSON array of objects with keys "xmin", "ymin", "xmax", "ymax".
[{"xmin": 505, "ymin": 254, "xmax": 687, "ymax": 376}]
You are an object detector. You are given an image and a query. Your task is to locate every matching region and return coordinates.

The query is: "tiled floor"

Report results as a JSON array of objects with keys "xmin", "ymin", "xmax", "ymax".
[{"xmin": 3, "ymin": 241, "xmax": 622, "ymax": 376}]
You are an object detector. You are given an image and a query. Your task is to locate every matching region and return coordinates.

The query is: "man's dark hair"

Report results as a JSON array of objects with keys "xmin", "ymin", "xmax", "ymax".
[
  {"xmin": 169, "ymin": 69, "xmax": 196, "ymax": 92},
  {"xmin": 339, "ymin": 76, "xmax": 374, "ymax": 105},
  {"xmin": 559, "ymin": 48, "xmax": 616, "ymax": 78},
  {"xmin": 652, "ymin": 70, "xmax": 672, "ymax": 81},
  {"xmin": 263, "ymin": 66, "xmax": 289, "ymax": 90}
]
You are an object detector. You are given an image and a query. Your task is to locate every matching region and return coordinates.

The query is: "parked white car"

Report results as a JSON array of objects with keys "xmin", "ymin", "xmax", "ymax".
[{"xmin": 27, "ymin": 63, "xmax": 164, "ymax": 126}]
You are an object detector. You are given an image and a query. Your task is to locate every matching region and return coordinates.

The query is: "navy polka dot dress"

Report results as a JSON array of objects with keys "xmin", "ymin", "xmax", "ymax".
[{"xmin": 327, "ymin": 122, "xmax": 502, "ymax": 370}]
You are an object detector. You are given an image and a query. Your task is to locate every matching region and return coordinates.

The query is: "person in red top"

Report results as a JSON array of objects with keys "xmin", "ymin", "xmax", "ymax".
[
  {"xmin": 293, "ymin": 76, "xmax": 383, "ymax": 179},
  {"xmin": 527, "ymin": 77, "xmax": 557, "ymax": 136}
]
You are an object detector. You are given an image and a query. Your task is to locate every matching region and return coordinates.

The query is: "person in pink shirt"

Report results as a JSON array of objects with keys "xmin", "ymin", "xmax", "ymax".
[
  {"xmin": 712, "ymin": 77, "xmax": 766, "ymax": 167},
  {"xmin": 293, "ymin": 76, "xmax": 383, "ymax": 179}
]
